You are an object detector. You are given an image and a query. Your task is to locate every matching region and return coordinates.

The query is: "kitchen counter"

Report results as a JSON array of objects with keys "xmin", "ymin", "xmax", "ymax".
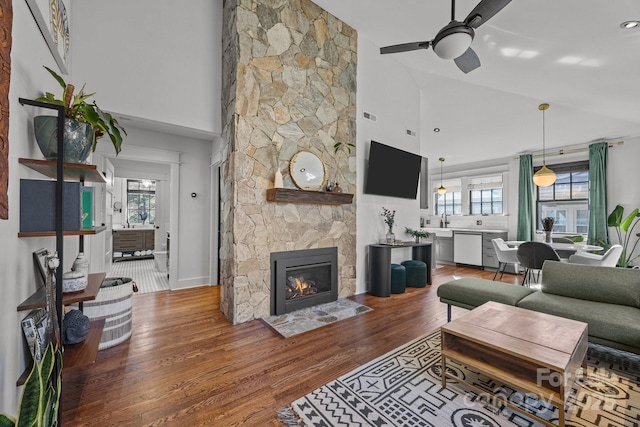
[{"xmin": 420, "ymin": 227, "xmax": 508, "ymax": 238}]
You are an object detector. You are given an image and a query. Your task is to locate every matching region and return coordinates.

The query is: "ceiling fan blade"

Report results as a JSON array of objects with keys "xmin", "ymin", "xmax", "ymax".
[
  {"xmin": 454, "ymin": 48, "xmax": 481, "ymax": 73},
  {"xmin": 464, "ymin": 0, "xmax": 511, "ymax": 29},
  {"xmin": 380, "ymin": 41, "xmax": 430, "ymax": 55}
]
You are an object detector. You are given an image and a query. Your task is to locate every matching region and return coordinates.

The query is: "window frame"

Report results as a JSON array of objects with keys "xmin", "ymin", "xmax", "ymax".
[
  {"xmin": 126, "ymin": 179, "xmax": 156, "ymax": 225},
  {"xmin": 535, "ymin": 161, "xmax": 589, "ymax": 233}
]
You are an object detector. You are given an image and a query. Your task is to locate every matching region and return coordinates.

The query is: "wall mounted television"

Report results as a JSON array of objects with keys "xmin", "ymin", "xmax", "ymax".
[{"xmin": 364, "ymin": 140, "xmax": 422, "ymax": 199}]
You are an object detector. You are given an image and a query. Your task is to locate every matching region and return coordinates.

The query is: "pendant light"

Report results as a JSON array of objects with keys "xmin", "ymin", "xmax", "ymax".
[
  {"xmin": 532, "ymin": 103, "xmax": 557, "ymax": 187},
  {"xmin": 437, "ymin": 157, "xmax": 447, "ymax": 195}
]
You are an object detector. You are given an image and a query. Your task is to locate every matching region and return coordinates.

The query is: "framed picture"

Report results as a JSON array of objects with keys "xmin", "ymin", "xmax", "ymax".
[
  {"xmin": 24, "ymin": 0, "xmax": 70, "ymax": 74},
  {"xmin": 33, "ymin": 248, "xmax": 49, "ymax": 288}
]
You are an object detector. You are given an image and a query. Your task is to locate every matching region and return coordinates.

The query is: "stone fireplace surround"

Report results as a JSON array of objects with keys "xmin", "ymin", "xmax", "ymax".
[{"xmin": 220, "ymin": 0, "xmax": 358, "ymax": 324}]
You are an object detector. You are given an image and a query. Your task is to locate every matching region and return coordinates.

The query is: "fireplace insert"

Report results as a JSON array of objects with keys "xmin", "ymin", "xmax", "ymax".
[{"xmin": 270, "ymin": 247, "xmax": 338, "ymax": 315}]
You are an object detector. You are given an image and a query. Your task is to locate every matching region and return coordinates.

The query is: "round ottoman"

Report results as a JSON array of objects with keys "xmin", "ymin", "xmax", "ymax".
[
  {"xmin": 401, "ymin": 260, "xmax": 428, "ymax": 288},
  {"xmin": 390, "ymin": 263, "xmax": 406, "ymax": 294}
]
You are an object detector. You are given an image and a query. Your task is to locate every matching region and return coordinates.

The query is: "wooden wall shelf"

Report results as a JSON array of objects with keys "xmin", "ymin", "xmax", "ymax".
[
  {"xmin": 266, "ymin": 188, "xmax": 354, "ymax": 205},
  {"xmin": 18, "ymin": 225, "xmax": 106, "ymax": 238},
  {"xmin": 19, "ymin": 158, "xmax": 106, "ymax": 183},
  {"xmin": 17, "ymin": 319, "xmax": 106, "ymax": 385},
  {"xmin": 17, "ymin": 272, "xmax": 106, "ymax": 312}
]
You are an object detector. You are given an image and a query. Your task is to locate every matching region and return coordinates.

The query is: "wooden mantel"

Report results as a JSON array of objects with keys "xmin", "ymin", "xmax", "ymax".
[{"xmin": 266, "ymin": 188, "xmax": 354, "ymax": 205}]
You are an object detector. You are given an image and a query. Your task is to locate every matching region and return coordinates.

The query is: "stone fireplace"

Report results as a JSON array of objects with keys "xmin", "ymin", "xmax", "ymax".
[
  {"xmin": 271, "ymin": 247, "xmax": 338, "ymax": 315},
  {"xmin": 220, "ymin": 0, "xmax": 358, "ymax": 324}
]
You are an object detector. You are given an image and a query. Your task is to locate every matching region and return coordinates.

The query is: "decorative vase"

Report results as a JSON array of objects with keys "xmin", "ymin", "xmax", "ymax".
[
  {"xmin": 386, "ymin": 229, "xmax": 395, "ymax": 244},
  {"xmin": 72, "ymin": 252, "xmax": 90, "ymax": 277},
  {"xmin": 544, "ymin": 230, "xmax": 552, "ymax": 243},
  {"xmin": 415, "ymin": 236, "xmax": 421, "ymax": 243},
  {"xmin": 33, "ymin": 116, "xmax": 95, "ymax": 163},
  {"xmin": 274, "ymin": 169, "xmax": 283, "ymax": 188}
]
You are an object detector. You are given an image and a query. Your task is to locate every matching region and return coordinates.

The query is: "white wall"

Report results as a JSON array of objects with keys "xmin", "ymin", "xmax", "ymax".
[
  {"xmin": 70, "ymin": 0, "xmax": 222, "ymax": 134},
  {"xmin": 355, "ymin": 36, "xmax": 422, "ymax": 294},
  {"xmin": 607, "ymin": 137, "xmax": 640, "ymax": 261}
]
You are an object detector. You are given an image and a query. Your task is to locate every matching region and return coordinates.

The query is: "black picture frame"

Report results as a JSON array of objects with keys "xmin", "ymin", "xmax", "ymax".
[{"xmin": 33, "ymin": 248, "xmax": 49, "ymax": 288}]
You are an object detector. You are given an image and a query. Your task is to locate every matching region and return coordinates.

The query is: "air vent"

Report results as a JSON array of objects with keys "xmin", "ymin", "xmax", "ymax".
[
  {"xmin": 406, "ymin": 129, "xmax": 416, "ymax": 137},
  {"xmin": 363, "ymin": 111, "xmax": 377, "ymax": 122}
]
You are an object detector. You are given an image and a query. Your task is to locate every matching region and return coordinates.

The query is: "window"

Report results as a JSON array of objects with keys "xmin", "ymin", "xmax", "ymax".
[
  {"xmin": 435, "ymin": 192, "xmax": 462, "ymax": 215},
  {"xmin": 468, "ymin": 175, "xmax": 503, "ymax": 215},
  {"xmin": 470, "ymin": 189, "xmax": 503, "ymax": 215},
  {"xmin": 536, "ymin": 161, "xmax": 588, "ymax": 233},
  {"xmin": 127, "ymin": 179, "xmax": 156, "ymax": 225}
]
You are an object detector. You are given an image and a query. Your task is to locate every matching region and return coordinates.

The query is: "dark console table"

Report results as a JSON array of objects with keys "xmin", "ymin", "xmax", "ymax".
[{"xmin": 369, "ymin": 242, "xmax": 433, "ymax": 297}]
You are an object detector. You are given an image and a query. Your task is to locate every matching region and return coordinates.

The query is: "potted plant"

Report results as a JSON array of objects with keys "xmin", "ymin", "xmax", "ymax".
[
  {"xmin": 605, "ymin": 204, "xmax": 640, "ymax": 267},
  {"xmin": 381, "ymin": 207, "xmax": 396, "ymax": 244},
  {"xmin": 33, "ymin": 66, "xmax": 126, "ymax": 163},
  {"xmin": 0, "ymin": 343, "xmax": 62, "ymax": 427},
  {"xmin": 405, "ymin": 227, "xmax": 430, "ymax": 243},
  {"xmin": 541, "ymin": 216, "xmax": 554, "ymax": 243}
]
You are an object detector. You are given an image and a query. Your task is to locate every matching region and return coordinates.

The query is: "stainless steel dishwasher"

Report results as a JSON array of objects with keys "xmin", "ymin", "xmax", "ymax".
[{"xmin": 453, "ymin": 231, "xmax": 483, "ymax": 266}]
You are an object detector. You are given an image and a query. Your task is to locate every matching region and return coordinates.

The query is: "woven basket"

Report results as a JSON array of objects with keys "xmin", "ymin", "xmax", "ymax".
[{"xmin": 83, "ymin": 278, "xmax": 134, "ymax": 350}]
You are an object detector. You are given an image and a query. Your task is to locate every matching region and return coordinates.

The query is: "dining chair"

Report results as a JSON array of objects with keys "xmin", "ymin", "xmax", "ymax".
[
  {"xmin": 552, "ymin": 237, "xmax": 574, "ymax": 244},
  {"xmin": 568, "ymin": 244, "xmax": 623, "ymax": 268},
  {"xmin": 491, "ymin": 238, "xmax": 520, "ymax": 281},
  {"xmin": 552, "ymin": 237, "xmax": 574, "ymax": 259},
  {"xmin": 516, "ymin": 241, "xmax": 561, "ymax": 286}
]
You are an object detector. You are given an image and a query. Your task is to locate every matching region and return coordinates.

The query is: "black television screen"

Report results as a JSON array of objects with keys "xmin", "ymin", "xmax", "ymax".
[{"xmin": 364, "ymin": 141, "xmax": 422, "ymax": 199}]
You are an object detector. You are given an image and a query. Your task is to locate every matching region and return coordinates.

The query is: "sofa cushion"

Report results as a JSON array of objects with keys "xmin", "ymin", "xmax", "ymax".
[
  {"xmin": 541, "ymin": 261, "xmax": 640, "ymax": 309},
  {"xmin": 517, "ymin": 292, "xmax": 640, "ymax": 349},
  {"xmin": 437, "ymin": 278, "xmax": 536, "ymax": 309}
]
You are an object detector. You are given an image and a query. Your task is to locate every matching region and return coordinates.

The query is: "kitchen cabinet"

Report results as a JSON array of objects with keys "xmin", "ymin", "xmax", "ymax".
[{"xmin": 436, "ymin": 236, "xmax": 454, "ymax": 264}]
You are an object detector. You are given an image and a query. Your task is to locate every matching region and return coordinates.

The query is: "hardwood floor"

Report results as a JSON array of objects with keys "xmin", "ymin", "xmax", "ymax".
[{"xmin": 61, "ymin": 265, "xmax": 521, "ymax": 426}]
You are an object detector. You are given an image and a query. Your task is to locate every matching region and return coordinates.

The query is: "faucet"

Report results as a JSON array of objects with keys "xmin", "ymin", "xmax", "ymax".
[{"xmin": 441, "ymin": 213, "xmax": 450, "ymax": 228}]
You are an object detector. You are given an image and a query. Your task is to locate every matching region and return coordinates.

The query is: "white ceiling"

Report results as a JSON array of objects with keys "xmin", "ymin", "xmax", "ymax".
[{"xmin": 313, "ymin": 0, "xmax": 640, "ymax": 166}]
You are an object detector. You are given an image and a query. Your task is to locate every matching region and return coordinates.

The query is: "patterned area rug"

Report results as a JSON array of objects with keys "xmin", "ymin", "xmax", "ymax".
[
  {"xmin": 283, "ymin": 331, "xmax": 640, "ymax": 426},
  {"xmin": 263, "ymin": 299, "xmax": 372, "ymax": 338}
]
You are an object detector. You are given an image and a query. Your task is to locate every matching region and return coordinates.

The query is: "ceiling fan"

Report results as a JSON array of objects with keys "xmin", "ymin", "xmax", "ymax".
[{"xmin": 380, "ymin": 0, "xmax": 511, "ymax": 73}]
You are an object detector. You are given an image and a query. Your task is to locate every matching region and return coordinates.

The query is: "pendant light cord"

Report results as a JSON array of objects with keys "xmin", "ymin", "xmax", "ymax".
[{"xmin": 539, "ymin": 103, "xmax": 549, "ymax": 166}]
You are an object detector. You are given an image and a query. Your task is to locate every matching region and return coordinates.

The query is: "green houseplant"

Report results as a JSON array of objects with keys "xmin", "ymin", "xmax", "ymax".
[
  {"xmin": 34, "ymin": 66, "xmax": 126, "ymax": 161},
  {"xmin": 0, "ymin": 343, "xmax": 62, "ymax": 427},
  {"xmin": 405, "ymin": 227, "xmax": 430, "ymax": 243},
  {"xmin": 606, "ymin": 204, "xmax": 640, "ymax": 267}
]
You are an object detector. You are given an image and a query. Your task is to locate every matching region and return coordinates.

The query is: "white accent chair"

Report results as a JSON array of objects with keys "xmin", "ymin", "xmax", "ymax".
[
  {"xmin": 491, "ymin": 238, "xmax": 520, "ymax": 280},
  {"xmin": 568, "ymin": 244, "xmax": 623, "ymax": 268}
]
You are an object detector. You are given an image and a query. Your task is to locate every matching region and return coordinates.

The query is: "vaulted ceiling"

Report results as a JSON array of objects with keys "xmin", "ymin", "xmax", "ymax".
[{"xmin": 313, "ymin": 0, "xmax": 640, "ymax": 165}]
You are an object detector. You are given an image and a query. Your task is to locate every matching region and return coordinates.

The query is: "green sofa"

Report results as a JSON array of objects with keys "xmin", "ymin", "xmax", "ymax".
[{"xmin": 437, "ymin": 261, "xmax": 640, "ymax": 354}]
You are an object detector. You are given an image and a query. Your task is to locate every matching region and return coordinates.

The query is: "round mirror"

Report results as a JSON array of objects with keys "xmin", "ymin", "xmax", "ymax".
[{"xmin": 289, "ymin": 151, "xmax": 327, "ymax": 191}]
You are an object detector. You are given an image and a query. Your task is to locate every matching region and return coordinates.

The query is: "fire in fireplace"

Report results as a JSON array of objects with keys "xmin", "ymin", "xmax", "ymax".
[
  {"xmin": 287, "ymin": 276, "xmax": 318, "ymax": 299},
  {"xmin": 271, "ymin": 247, "xmax": 338, "ymax": 315}
]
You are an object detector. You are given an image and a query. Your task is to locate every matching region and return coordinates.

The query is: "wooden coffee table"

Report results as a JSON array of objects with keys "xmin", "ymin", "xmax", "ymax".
[{"xmin": 440, "ymin": 301, "xmax": 588, "ymax": 427}]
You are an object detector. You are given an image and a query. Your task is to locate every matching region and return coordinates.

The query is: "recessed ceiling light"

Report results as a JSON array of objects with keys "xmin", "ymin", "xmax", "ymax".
[
  {"xmin": 620, "ymin": 21, "xmax": 640, "ymax": 29},
  {"xmin": 433, "ymin": 128, "xmax": 440, "ymax": 133}
]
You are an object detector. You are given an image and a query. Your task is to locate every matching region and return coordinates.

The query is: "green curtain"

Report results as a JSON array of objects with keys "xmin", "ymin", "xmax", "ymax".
[
  {"xmin": 588, "ymin": 142, "xmax": 608, "ymax": 245},
  {"xmin": 517, "ymin": 154, "xmax": 535, "ymax": 241}
]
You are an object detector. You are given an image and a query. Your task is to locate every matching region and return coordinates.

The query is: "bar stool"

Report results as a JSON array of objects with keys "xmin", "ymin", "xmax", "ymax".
[
  {"xmin": 401, "ymin": 260, "xmax": 427, "ymax": 288},
  {"xmin": 390, "ymin": 263, "xmax": 406, "ymax": 294}
]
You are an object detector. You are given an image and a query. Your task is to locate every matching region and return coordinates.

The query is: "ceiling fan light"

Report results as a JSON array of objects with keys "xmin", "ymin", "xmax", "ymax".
[
  {"xmin": 533, "ymin": 165, "xmax": 557, "ymax": 187},
  {"xmin": 433, "ymin": 32, "xmax": 473, "ymax": 59}
]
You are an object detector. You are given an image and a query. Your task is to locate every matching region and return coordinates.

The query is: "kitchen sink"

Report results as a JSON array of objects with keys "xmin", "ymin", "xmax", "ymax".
[{"xmin": 421, "ymin": 228, "xmax": 454, "ymax": 238}]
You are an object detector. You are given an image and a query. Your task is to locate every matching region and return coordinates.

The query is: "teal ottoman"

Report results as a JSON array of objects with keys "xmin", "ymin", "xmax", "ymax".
[
  {"xmin": 390, "ymin": 264, "xmax": 406, "ymax": 294},
  {"xmin": 402, "ymin": 260, "xmax": 427, "ymax": 288}
]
